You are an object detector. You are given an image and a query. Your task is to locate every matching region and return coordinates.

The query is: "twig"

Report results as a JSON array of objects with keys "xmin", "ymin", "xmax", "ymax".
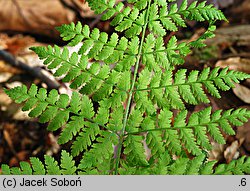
[
  {"xmin": 0, "ymin": 50, "xmax": 60, "ymax": 89},
  {"xmin": 3, "ymin": 128, "xmax": 21, "ymax": 163},
  {"xmin": 89, "ymin": 14, "xmax": 102, "ymax": 29},
  {"xmin": 60, "ymin": 0, "xmax": 84, "ymax": 21}
]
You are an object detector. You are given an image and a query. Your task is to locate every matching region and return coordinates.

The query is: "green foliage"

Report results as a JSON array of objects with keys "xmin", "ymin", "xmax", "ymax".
[
  {"xmin": 1, "ymin": 151, "xmax": 76, "ymax": 175},
  {"xmin": 2, "ymin": 152, "xmax": 249, "ymax": 175},
  {"xmin": 134, "ymin": 67, "xmax": 249, "ymax": 110},
  {"xmin": 1, "ymin": 0, "xmax": 250, "ymax": 175}
]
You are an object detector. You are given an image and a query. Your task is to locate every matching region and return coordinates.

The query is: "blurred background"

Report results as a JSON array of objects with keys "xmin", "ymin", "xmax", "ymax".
[{"xmin": 0, "ymin": 0, "xmax": 250, "ymax": 168}]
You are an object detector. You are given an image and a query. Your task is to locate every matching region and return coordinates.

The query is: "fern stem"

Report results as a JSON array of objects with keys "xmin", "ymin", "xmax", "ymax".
[{"xmin": 113, "ymin": 0, "xmax": 152, "ymax": 175}]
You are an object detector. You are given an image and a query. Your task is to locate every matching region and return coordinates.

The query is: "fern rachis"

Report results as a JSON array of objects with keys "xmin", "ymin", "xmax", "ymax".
[{"xmin": 1, "ymin": 0, "xmax": 250, "ymax": 175}]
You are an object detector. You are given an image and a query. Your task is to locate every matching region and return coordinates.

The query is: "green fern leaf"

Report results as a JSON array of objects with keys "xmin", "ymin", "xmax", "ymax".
[
  {"xmin": 107, "ymin": 106, "xmax": 124, "ymax": 131},
  {"xmin": 30, "ymin": 157, "xmax": 45, "ymax": 175},
  {"xmin": 168, "ymin": 158, "xmax": 189, "ymax": 175},
  {"xmin": 60, "ymin": 150, "xmax": 77, "ymax": 175},
  {"xmin": 1, "ymin": 164, "xmax": 11, "ymax": 175},
  {"xmin": 124, "ymin": 135, "xmax": 149, "ymax": 166},
  {"xmin": 186, "ymin": 154, "xmax": 206, "ymax": 175},
  {"xmin": 142, "ymin": 117, "xmax": 165, "ymax": 157},
  {"xmin": 214, "ymin": 156, "xmax": 250, "ymax": 175},
  {"xmin": 135, "ymin": 67, "xmax": 249, "ymax": 109},
  {"xmin": 79, "ymin": 131, "xmax": 118, "ymax": 172},
  {"xmin": 20, "ymin": 162, "xmax": 32, "ymax": 175},
  {"xmin": 10, "ymin": 167, "xmax": 22, "ymax": 175},
  {"xmin": 58, "ymin": 116, "xmax": 84, "ymax": 144},
  {"xmin": 200, "ymin": 161, "xmax": 217, "ymax": 175},
  {"xmin": 71, "ymin": 122, "xmax": 100, "ymax": 156},
  {"xmin": 45, "ymin": 155, "xmax": 61, "ymax": 175}
]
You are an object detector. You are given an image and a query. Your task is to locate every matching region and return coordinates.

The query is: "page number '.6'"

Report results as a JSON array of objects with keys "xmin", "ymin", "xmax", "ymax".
[{"xmin": 240, "ymin": 178, "xmax": 247, "ymax": 187}]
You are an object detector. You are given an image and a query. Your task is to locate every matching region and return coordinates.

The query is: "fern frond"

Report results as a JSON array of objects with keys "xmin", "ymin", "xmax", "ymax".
[
  {"xmin": 3, "ymin": 152, "xmax": 249, "ymax": 175},
  {"xmin": 4, "ymin": 162, "xmax": 33, "ymax": 175},
  {"xmin": 129, "ymin": 107, "xmax": 250, "ymax": 156},
  {"xmin": 71, "ymin": 122, "xmax": 100, "ymax": 156},
  {"xmin": 1, "ymin": 151, "xmax": 77, "ymax": 175},
  {"xmin": 122, "ymin": 109, "xmax": 149, "ymax": 166},
  {"xmin": 55, "ymin": 22, "xmax": 210, "ymax": 71},
  {"xmin": 185, "ymin": 154, "xmax": 206, "ymax": 175},
  {"xmin": 1, "ymin": 164, "xmax": 11, "ymax": 175},
  {"xmin": 168, "ymin": 157, "xmax": 189, "ymax": 175},
  {"xmin": 107, "ymin": 106, "xmax": 124, "ymax": 131},
  {"xmin": 60, "ymin": 150, "xmax": 77, "ymax": 174},
  {"xmin": 56, "ymin": 22, "xmax": 89, "ymax": 46},
  {"xmin": 4, "ymin": 85, "xmax": 116, "ymax": 156},
  {"xmin": 30, "ymin": 45, "xmax": 131, "ymax": 98},
  {"xmin": 78, "ymin": 131, "xmax": 118, "ymax": 173},
  {"xmin": 134, "ymin": 69, "xmax": 156, "ymax": 114},
  {"xmin": 57, "ymin": 22, "xmax": 142, "ymax": 70},
  {"xmin": 123, "ymin": 135, "xmax": 149, "ymax": 166},
  {"xmin": 118, "ymin": 153, "xmax": 209, "ymax": 175},
  {"xmin": 151, "ymin": 0, "xmax": 226, "ymax": 36},
  {"xmin": 214, "ymin": 156, "xmax": 250, "ymax": 175},
  {"xmin": 57, "ymin": 22, "xmax": 176, "ymax": 71},
  {"xmin": 142, "ymin": 25, "xmax": 218, "ymax": 69},
  {"xmin": 45, "ymin": 155, "xmax": 61, "ymax": 175},
  {"xmin": 30, "ymin": 157, "xmax": 46, "ymax": 175},
  {"xmin": 135, "ymin": 67, "xmax": 250, "ymax": 109},
  {"xmin": 87, "ymin": 0, "xmax": 146, "ymax": 38},
  {"xmin": 167, "ymin": 155, "xmax": 250, "ymax": 175},
  {"xmin": 20, "ymin": 162, "xmax": 33, "ymax": 175},
  {"xmin": 142, "ymin": 34, "xmax": 191, "ymax": 70},
  {"xmin": 87, "ymin": 0, "xmax": 224, "ymax": 39},
  {"xmin": 142, "ymin": 117, "xmax": 165, "ymax": 157}
]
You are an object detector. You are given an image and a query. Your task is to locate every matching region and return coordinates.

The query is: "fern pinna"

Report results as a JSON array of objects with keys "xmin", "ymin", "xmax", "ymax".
[{"xmin": 2, "ymin": 0, "xmax": 250, "ymax": 175}]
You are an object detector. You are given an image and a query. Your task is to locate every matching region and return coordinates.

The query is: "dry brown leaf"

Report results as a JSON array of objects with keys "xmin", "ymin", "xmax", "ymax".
[
  {"xmin": 215, "ymin": 58, "xmax": 250, "ymax": 104},
  {"xmin": 208, "ymin": 142, "xmax": 225, "ymax": 161},
  {"xmin": 0, "ymin": 89, "xmax": 12, "ymax": 106},
  {"xmin": 3, "ymin": 129, "xmax": 14, "ymax": 152},
  {"xmin": 0, "ymin": 60, "xmax": 22, "ymax": 74},
  {"xmin": 6, "ymin": 81, "xmax": 24, "ymax": 89},
  {"xmin": 0, "ymin": 33, "xmax": 35, "ymax": 55},
  {"xmin": 62, "ymin": 0, "xmax": 94, "ymax": 18},
  {"xmin": 0, "ymin": 34, "xmax": 8, "ymax": 50},
  {"xmin": 0, "ymin": 73, "xmax": 13, "ymax": 83},
  {"xmin": 46, "ymin": 133, "xmax": 60, "ymax": 156},
  {"xmin": 205, "ymin": 25, "xmax": 250, "ymax": 50},
  {"xmin": 0, "ymin": 147, "xmax": 4, "ymax": 163},
  {"xmin": 233, "ymin": 82, "xmax": 250, "ymax": 104},
  {"xmin": 215, "ymin": 57, "xmax": 250, "ymax": 74},
  {"xmin": 236, "ymin": 107, "xmax": 250, "ymax": 153},
  {"xmin": 231, "ymin": 0, "xmax": 250, "ymax": 22},
  {"xmin": 0, "ymin": 0, "xmax": 124, "ymax": 38},
  {"xmin": 0, "ymin": 0, "xmax": 76, "ymax": 38},
  {"xmin": 224, "ymin": 140, "xmax": 240, "ymax": 163},
  {"xmin": 12, "ymin": 108, "xmax": 31, "ymax": 121},
  {"xmin": 9, "ymin": 151, "xmax": 29, "ymax": 167}
]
